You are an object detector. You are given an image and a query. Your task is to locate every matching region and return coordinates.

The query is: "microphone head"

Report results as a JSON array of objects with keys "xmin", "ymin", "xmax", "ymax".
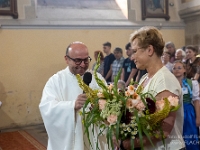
[{"xmin": 83, "ymin": 72, "xmax": 92, "ymax": 86}]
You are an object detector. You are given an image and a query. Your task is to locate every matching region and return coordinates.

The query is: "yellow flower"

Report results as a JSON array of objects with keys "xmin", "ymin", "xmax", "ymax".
[
  {"xmin": 97, "ymin": 92, "xmax": 104, "ymax": 98},
  {"xmin": 108, "ymin": 84, "xmax": 114, "ymax": 91}
]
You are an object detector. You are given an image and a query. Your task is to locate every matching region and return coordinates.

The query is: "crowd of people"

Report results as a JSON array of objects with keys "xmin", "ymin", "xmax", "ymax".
[
  {"xmin": 39, "ymin": 26, "xmax": 200, "ymax": 150},
  {"xmin": 161, "ymin": 42, "xmax": 200, "ymax": 150},
  {"xmin": 92, "ymin": 41, "xmax": 147, "ymax": 87}
]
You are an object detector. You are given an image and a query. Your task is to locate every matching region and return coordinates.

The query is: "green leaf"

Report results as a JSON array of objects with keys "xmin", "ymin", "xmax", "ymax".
[
  {"xmin": 134, "ymin": 110, "xmax": 144, "ymax": 149},
  {"xmin": 109, "ymin": 126, "xmax": 114, "ymax": 150},
  {"xmin": 94, "ymin": 54, "xmax": 108, "ymax": 90},
  {"xmin": 115, "ymin": 112, "xmax": 123, "ymax": 140},
  {"xmin": 131, "ymin": 138, "xmax": 134, "ymax": 150},
  {"xmin": 170, "ymin": 105, "xmax": 180, "ymax": 111},
  {"xmin": 142, "ymin": 126, "xmax": 154, "ymax": 147},
  {"xmin": 158, "ymin": 122, "xmax": 166, "ymax": 148},
  {"xmin": 106, "ymin": 127, "xmax": 110, "ymax": 149},
  {"xmin": 113, "ymin": 68, "xmax": 122, "ymax": 94},
  {"xmin": 82, "ymin": 113, "xmax": 92, "ymax": 148}
]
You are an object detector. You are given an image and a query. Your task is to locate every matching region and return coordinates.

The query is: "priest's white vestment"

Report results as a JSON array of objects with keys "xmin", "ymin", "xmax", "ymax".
[{"xmin": 39, "ymin": 67, "xmax": 107, "ymax": 150}]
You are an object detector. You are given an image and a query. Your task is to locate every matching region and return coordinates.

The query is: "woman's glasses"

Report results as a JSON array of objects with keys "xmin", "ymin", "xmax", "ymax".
[
  {"xmin": 172, "ymin": 66, "xmax": 183, "ymax": 70},
  {"xmin": 66, "ymin": 55, "xmax": 92, "ymax": 65},
  {"xmin": 132, "ymin": 47, "xmax": 144, "ymax": 54}
]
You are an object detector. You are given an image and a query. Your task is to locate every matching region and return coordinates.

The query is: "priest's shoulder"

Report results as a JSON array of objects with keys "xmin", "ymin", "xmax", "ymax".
[{"xmin": 47, "ymin": 68, "xmax": 67, "ymax": 82}]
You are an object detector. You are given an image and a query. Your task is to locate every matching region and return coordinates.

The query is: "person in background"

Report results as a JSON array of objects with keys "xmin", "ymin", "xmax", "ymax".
[
  {"xmin": 182, "ymin": 46, "xmax": 186, "ymax": 51},
  {"xmin": 172, "ymin": 60, "xmax": 200, "ymax": 150},
  {"xmin": 92, "ymin": 50, "xmax": 104, "ymax": 76},
  {"xmin": 196, "ymin": 46, "xmax": 200, "ymax": 58},
  {"xmin": 175, "ymin": 48, "xmax": 186, "ymax": 62},
  {"xmin": 117, "ymin": 26, "xmax": 185, "ymax": 150},
  {"xmin": 39, "ymin": 41, "xmax": 107, "ymax": 150},
  {"xmin": 121, "ymin": 42, "xmax": 138, "ymax": 87},
  {"xmin": 135, "ymin": 69, "xmax": 148, "ymax": 85},
  {"xmin": 103, "ymin": 42, "xmax": 115, "ymax": 83},
  {"xmin": 105, "ymin": 47, "xmax": 124, "ymax": 82},
  {"xmin": 182, "ymin": 46, "xmax": 189, "ymax": 61},
  {"xmin": 165, "ymin": 41, "xmax": 176, "ymax": 63},
  {"xmin": 161, "ymin": 49, "xmax": 173, "ymax": 72},
  {"xmin": 117, "ymin": 80, "xmax": 126, "ymax": 91},
  {"xmin": 196, "ymin": 54, "xmax": 200, "ymax": 58},
  {"xmin": 185, "ymin": 45, "xmax": 200, "ymax": 82}
]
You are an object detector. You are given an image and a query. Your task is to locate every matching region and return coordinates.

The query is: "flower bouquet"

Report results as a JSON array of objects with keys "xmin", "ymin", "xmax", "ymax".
[{"xmin": 76, "ymin": 56, "xmax": 180, "ymax": 150}]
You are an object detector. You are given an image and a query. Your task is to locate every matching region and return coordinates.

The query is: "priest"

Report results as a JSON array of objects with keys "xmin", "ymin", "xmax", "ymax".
[{"xmin": 39, "ymin": 41, "xmax": 107, "ymax": 150}]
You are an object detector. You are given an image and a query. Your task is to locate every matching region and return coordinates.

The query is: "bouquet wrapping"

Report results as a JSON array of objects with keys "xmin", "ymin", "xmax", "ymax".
[{"xmin": 76, "ymin": 56, "xmax": 180, "ymax": 150}]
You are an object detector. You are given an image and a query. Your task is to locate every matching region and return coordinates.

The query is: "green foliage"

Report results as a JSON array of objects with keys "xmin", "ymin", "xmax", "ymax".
[{"xmin": 76, "ymin": 53, "xmax": 180, "ymax": 150}]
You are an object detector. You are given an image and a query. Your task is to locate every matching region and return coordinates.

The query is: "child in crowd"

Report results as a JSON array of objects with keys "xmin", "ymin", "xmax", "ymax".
[{"xmin": 172, "ymin": 60, "xmax": 200, "ymax": 150}]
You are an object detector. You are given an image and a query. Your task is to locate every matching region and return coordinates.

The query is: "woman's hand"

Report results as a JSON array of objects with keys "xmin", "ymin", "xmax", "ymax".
[
  {"xmin": 121, "ymin": 138, "xmax": 144, "ymax": 150},
  {"xmin": 122, "ymin": 139, "xmax": 132, "ymax": 150},
  {"xmin": 112, "ymin": 136, "xmax": 120, "ymax": 150}
]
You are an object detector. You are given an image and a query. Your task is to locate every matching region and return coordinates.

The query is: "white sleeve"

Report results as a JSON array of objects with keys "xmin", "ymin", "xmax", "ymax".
[
  {"xmin": 89, "ymin": 72, "xmax": 107, "ymax": 90},
  {"xmin": 39, "ymin": 76, "xmax": 76, "ymax": 150},
  {"xmin": 192, "ymin": 80, "xmax": 200, "ymax": 101}
]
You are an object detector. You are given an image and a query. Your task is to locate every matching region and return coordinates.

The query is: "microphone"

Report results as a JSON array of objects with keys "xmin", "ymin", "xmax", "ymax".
[{"xmin": 83, "ymin": 72, "xmax": 92, "ymax": 93}]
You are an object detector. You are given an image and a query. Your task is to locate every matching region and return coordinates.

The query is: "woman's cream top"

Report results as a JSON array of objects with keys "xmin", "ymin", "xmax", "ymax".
[{"xmin": 139, "ymin": 66, "xmax": 185, "ymax": 150}]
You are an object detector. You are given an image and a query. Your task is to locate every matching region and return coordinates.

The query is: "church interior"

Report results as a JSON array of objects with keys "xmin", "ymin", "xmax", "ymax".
[{"xmin": 0, "ymin": 0, "xmax": 200, "ymax": 149}]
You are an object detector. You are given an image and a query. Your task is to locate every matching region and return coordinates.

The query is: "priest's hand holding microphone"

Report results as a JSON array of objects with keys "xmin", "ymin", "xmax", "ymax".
[{"xmin": 74, "ymin": 72, "xmax": 92, "ymax": 111}]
